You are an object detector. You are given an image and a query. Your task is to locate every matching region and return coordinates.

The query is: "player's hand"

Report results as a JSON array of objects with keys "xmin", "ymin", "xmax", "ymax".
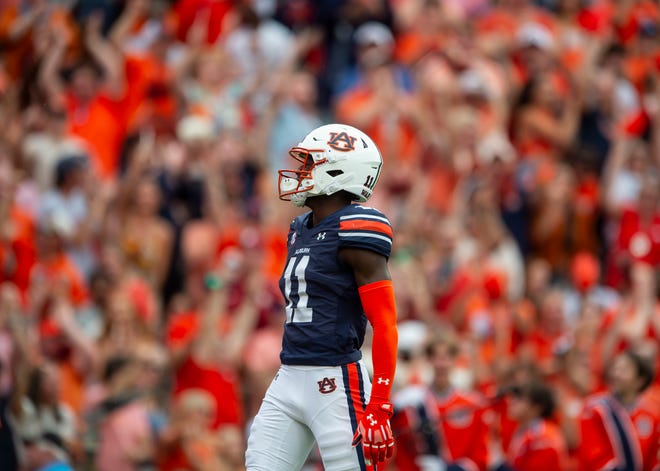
[{"xmin": 352, "ymin": 402, "xmax": 395, "ymax": 464}]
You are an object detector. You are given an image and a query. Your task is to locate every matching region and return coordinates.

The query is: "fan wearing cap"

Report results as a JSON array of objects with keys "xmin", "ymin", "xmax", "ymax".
[
  {"xmin": 334, "ymin": 21, "xmax": 401, "ymax": 97},
  {"xmin": 335, "ymin": 22, "xmax": 420, "ymax": 189}
]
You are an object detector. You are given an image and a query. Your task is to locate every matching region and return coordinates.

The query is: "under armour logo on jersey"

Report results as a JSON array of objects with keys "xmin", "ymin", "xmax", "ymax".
[
  {"xmin": 377, "ymin": 377, "xmax": 390, "ymax": 385},
  {"xmin": 316, "ymin": 232, "xmax": 326, "ymax": 240},
  {"xmin": 327, "ymin": 132, "xmax": 357, "ymax": 152},
  {"xmin": 317, "ymin": 377, "xmax": 337, "ymax": 394},
  {"xmin": 290, "ymin": 232, "xmax": 297, "ymax": 246},
  {"xmin": 367, "ymin": 413, "xmax": 377, "ymax": 426}
]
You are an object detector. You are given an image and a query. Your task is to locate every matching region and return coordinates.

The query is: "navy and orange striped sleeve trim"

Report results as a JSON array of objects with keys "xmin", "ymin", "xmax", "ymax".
[{"xmin": 338, "ymin": 212, "xmax": 393, "ymax": 258}]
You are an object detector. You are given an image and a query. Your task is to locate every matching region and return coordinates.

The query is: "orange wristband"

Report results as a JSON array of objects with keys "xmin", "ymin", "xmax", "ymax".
[{"xmin": 358, "ymin": 280, "xmax": 398, "ymax": 403}]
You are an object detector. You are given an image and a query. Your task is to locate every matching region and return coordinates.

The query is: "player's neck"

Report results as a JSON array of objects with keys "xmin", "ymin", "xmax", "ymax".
[{"xmin": 307, "ymin": 196, "xmax": 352, "ymax": 227}]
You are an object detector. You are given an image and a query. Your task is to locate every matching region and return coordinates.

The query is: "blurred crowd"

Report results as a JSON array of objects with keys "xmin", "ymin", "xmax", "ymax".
[{"xmin": 0, "ymin": 0, "xmax": 658, "ymax": 470}]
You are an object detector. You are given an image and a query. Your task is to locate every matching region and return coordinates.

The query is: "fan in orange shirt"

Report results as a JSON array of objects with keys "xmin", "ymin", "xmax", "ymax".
[
  {"xmin": 577, "ymin": 350, "xmax": 660, "ymax": 471},
  {"xmin": 38, "ymin": 14, "xmax": 127, "ymax": 181},
  {"xmin": 518, "ymin": 289, "xmax": 570, "ymax": 378},
  {"xmin": 0, "ymin": 160, "xmax": 36, "ymax": 301},
  {"xmin": 107, "ymin": 0, "xmax": 180, "ymax": 136},
  {"xmin": 62, "ymin": 68, "xmax": 127, "ymax": 182},
  {"xmin": 610, "ymin": 0, "xmax": 659, "ymax": 45},
  {"xmin": 29, "ymin": 213, "xmax": 88, "ymax": 312},
  {"xmin": 618, "ymin": 13, "xmax": 660, "ymax": 101},
  {"xmin": 391, "ymin": 0, "xmax": 447, "ymax": 66},
  {"xmin": 493, "ymin": 381, "xmax": 569, "ymax": 471},
  {"xmin": 165, "ymin": 256, "xmax": 262, "ymax": 430},
  {"xmin": 28, "ymin": 212, "xmax": 91, "ymax": 414},
  {"xmin": 552, "ymin": 341, "xmax": 605, "ymax": 471},
  {"xmin": 392, "ymin": 330, "xmax": 490, "ymax": 471}
]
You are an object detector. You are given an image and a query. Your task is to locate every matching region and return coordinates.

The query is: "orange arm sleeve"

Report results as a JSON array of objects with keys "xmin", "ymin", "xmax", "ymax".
[{"xmin": 359, "ymin": 279, "xmax": 398, "ymax": 404}]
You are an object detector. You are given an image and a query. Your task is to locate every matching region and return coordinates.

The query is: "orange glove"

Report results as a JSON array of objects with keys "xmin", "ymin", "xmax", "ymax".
[{"xmin": 352, "ymin": 402, "xmax": 395, "ymax": 465}]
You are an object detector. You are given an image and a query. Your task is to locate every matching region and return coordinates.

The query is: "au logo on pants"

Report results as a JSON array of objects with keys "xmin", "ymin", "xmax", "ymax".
[{"xmin": 318, "ymin": 377, "xmax": 337, "ymax": 394}]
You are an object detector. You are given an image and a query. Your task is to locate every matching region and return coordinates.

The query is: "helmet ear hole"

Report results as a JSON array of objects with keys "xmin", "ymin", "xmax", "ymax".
[{"xmin": 326, "ymin": 170, "xmax": 344, "ymax": 177}]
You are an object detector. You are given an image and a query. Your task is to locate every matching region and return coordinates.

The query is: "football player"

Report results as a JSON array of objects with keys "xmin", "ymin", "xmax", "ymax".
[{"xmin": 245, "ymin": 124, "xmax": 398, "ymax": 470}]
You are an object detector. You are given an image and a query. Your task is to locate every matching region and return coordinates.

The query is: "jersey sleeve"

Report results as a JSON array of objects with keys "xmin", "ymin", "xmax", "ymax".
[
  {"xmin": 577, "ymin": 402, "xmax": 617, "ymax": 471},
  {"xmin": 338, "ymin": 206, "xmax": 393, "ymax": 258}
]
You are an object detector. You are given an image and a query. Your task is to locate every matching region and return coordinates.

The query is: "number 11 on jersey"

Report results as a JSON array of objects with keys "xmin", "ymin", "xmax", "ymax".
[{"xmin": 283, "ymin": 255, "xmax": 313, "ymax": 323}]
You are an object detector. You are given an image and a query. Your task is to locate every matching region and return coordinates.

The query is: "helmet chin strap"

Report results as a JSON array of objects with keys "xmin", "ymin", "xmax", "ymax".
[{"xmin": 291, "ymin": 192, "xmax": 308, "ymax": 207}]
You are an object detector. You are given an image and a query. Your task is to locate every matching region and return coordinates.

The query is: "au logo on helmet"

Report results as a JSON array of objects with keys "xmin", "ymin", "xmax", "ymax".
[{"xmin": 327, "ymin": 132, "xmax": 357, "ymax": 152}]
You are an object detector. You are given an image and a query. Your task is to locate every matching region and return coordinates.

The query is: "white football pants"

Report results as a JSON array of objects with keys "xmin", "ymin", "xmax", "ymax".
[{"xmin": 245, "ymin": 362, "xmax": 372, "ymax": 471}]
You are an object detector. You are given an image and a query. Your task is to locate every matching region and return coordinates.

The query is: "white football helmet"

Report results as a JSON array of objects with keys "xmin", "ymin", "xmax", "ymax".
[{"xmin": 278, "ymin": 124, "xmax": 383, "ymax": 207}]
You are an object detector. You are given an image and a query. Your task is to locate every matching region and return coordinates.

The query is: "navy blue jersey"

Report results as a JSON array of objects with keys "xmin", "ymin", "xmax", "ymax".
[{"xmin": 279, "ymin": 204, "xmax": 393, "ymax": 366}]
